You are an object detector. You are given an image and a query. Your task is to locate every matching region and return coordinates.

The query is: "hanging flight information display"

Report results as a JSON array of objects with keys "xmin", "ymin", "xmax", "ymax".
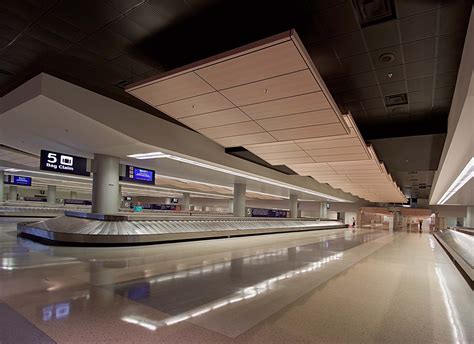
[
  {"xmin": 121, "ymin": 165, "xmax": 155, "ymax": 185},
  {"xmin": 5, "ymin": 175, "xmax": 32, "ymax": 186}
]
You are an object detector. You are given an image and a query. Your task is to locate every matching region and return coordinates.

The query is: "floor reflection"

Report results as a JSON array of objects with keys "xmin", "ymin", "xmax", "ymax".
[{"xmin": 108, "ymin": 230, "xmax": 385, "ymax": 319}]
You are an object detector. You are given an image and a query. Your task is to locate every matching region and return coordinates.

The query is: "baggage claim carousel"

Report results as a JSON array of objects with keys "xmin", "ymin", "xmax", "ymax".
[{"xmin": 17, "ymin": 212, "xmax": 346, "ymax": 246}]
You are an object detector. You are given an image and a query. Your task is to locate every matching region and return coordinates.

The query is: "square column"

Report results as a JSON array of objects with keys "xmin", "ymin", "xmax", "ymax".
[{"xmin": 233, "ymin": 183, "xmax": 246, "ymax": 217}]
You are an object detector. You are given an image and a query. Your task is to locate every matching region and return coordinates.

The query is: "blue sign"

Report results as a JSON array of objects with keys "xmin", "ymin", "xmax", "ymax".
[
  {"xmin": 121, "ymin": 165, "xmax": 155, "ymax": 185},
  {"xmin": 5, "ymin": 175, "xmax": 32, "ymax": 186}
]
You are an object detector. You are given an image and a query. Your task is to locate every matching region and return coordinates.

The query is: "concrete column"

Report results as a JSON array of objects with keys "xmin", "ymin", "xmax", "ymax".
[
  {"xmin": 182, "ymin": 192, "xmax": 190, "ymax": 211},
  {"xmin": 70, "ymin": 191, "xmax": 77, "ymax": 199},
  {"xmin": 233, "ymin": 183, "xmax": 246, "ymax": 217},
  {"xmin": 9, "ymin": 185, "xmax": 18, "ymax": 201},
  {"xmin": 289, "ymin": 194, "xmax": 298, "ymax": 218},
  {"xmin": 466, "ymin": 206, "xmax": 474, "ymax": 228},
  {"xmin": 0, "ymin": 171, "xmax": 4, "ymax": 202},
  {"xmin": 319, "ymin": 201, "xmax": 328, "ymax": 219},
  {"xmin": 92, "ymin": 154, "xmax": 120, "ymax": 214},
  {"xmin": 228, "ymin": 199, "xmax": 234, "ymax": 213},
  {"xmin": 47, "ymin": 185, "xmax": 56, "ymax": 205}
]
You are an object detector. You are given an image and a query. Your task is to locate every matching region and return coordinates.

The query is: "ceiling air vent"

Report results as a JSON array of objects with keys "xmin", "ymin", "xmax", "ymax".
[
  {"xmin": 115, "ymin": 80, "xmax": 130, "ymax": 89},
  {"xmin": 385, "ymin": 93, "xmax": 408, "ymax": 107},
  {"xmin": 353, "ymin": 0, "xmax": 396, "ymax": 27}
]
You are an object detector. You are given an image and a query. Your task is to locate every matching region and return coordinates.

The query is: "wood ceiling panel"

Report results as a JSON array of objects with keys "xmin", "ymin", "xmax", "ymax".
[
  {"xmin": 245, "ymin": 141, "xmax": 302, "ymax": 154},
  {"xmin": 196, "ymin": 41, "xmax": 307, "ymax": 90},
  {"xmin": 241, "ymin": 92, "xmax": 330, "ymax": 120},
  {"xmin": 336, "ymin": 169, "xmax": 384, "ymax": 175},
  {"xmin": 303, "ymin": 170, "xmax": 338, "ymax": 176},
  {"xmin": 256, "ymin": 109, "xmax": 338, "ymax": 131},
  {"xmin": 296, "ymin": 137, "xmax": 360, "ymax": 150},
  {"xmin": 306, "ymin": 145, "xmax": 367, "ymax": 157},
  {"xmin": 314, "ymin": 153, "xmax": 369, "ymax": 162},
  {"xmin": 199, "ymin": 121, "xmax": 263, "ymax": 139},
  {"xmin": 258, "ymin": 150, "xmax": 309, "ymax": 160},
  {"xmin": 179, "ymin": 108, "xmax": 250, "ymax": 129},
  {"xmin": 266, "ymin": 157, "xmax": 314, "ymax": 165},
  {"xmin": 158, "ymin": 92, "xmax": 234, "ymax": 119},
  {"xmin": 213, "ymin": 132, "xmax": 275, "ymax": 147},
  {"xmin": 295, "ymin": 128, "xmax": 358, "ymax": 142},
  {"xmin": 130, "ymin": 72, "xmax": 214, "ymax": 106},
  {"xmin": 287, "ymin": 162, "xmax": 333, "ymax": 172},
  {"xmin": 126, "ymin": 30, "xmax": 404, "ymax": 202},
  {"xmin": 269, "ymin": 123, "xmax": 346, "ymax": 141},
  {"xmin": 220, "ymin": 70, "xmax": 320, "ymax": 106}
]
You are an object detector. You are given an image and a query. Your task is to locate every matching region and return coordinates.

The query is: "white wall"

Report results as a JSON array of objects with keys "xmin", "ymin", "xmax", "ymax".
[{"xmin": 344, "ymin": 212, "xmax": 357, "ymax": 225}]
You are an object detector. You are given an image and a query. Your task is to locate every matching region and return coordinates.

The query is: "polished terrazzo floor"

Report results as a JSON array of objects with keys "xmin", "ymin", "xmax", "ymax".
[{"xmin": 0, "ymin": 218, "xmax": 472, "ymax": 343}]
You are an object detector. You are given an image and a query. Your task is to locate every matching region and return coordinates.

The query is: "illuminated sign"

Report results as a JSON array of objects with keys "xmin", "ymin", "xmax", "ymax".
[
  {"xmin": 5, "ymin": 175, "xmax": 32, "ymax": 186},
  {"xmin": 121, "ymin": 165, "xmax": 155, "ymax": 185},
  {"xmin": 40, "ymin": 150, "xmax": 90, "ymax": 176}
]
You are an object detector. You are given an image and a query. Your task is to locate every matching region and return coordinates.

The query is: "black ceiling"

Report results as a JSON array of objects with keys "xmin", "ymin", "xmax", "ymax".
[{"xmin": 0, "ymin": 0, "xmax": 471, "ymax": 140}]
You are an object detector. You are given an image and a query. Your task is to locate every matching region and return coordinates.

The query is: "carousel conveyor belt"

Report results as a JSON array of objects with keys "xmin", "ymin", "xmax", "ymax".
[{"xmin": 17, "ymin": 214, "xmax": 346, "ymax": 246}]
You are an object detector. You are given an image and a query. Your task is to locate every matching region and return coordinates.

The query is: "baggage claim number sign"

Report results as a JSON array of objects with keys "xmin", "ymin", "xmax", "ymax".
[{"xmin": 40, "ymin": 150, "xmax": 90, "ymax": 176}]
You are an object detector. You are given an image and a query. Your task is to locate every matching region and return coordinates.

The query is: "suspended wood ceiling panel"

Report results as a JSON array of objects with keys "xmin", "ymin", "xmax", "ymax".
[
  {"xmin": 245, "ymin": 115, "xmax": 370, "ymax": 165},
  {"xmin": 286, "ymin": 146, "xmax": 405, "ymax": 203},
  {"xmin": 126, "ymin": 30, "xmax": 349, "ymax": 147}
]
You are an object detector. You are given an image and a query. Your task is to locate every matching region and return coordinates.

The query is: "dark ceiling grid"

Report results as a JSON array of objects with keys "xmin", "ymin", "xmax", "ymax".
[{"xmin": 310, "ymin": 0, "xmax": 471, "ymax": 139}]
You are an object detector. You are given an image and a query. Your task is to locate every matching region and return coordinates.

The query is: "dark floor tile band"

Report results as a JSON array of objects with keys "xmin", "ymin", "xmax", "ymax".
[{"xmin": 0, "ymin": 303, "xmax": 56, "ymax": 344}]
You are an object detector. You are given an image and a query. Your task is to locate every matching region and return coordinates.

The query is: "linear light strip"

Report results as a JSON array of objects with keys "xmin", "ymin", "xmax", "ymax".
[
  {"xmin": 128, "ymin": 152, "xmax": 349, "ymax": 202},
  {"xmin": 156, "ymin": 174, "xmax": 288, "ymax": 199},
  {"xmin": 438, "ymin": 157, "xmax": 474, "ymax": 205},
  {"xmin": 4, "ymin": 168, "xmax": 287, "ymax": 200}
]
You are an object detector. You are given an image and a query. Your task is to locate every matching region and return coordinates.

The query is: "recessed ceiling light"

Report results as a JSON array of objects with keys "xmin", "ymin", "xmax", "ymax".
[{"xmin": 379, "ymin": 53, "xmax": 395, "ymax": 64}]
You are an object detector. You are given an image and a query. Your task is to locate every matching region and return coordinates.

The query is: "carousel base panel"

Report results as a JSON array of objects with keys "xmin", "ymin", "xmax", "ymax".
[{"xmin": 17, "ymin": 214, "xmax": 346, "ymax": 246}]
